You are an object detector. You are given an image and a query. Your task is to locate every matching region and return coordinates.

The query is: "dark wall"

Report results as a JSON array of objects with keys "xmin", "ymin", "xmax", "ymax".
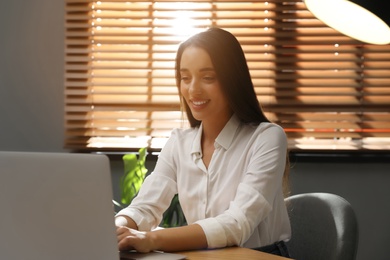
[
  {"xmin": 0, "ymin": 0, "xmax": 66, "ymax": 152},
  {"xmin": 1, "ymin": 1, "xmax": 389, "ymax": 259},
  {"xmin": 288, "ymin": 154, "xmax": 390, "ymax": 260}
]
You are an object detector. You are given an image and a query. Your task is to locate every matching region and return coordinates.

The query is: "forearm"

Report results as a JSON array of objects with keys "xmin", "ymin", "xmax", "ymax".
[{"xmin": 149, "ymin": 224, "xmax": 208, "ymax": 252}]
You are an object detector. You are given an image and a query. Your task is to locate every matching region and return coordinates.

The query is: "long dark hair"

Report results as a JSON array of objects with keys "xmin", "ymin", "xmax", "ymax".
[
  {"xmin": 175, "ymin": 28, "xmax": 290, "ymax": 197},
  {"xmin": 175, "ymin": 27, "xmax": 270, "ymax": 127}
]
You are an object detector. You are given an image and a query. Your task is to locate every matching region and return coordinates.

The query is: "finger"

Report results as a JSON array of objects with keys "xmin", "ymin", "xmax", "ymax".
[
  {"xmin": 116, "ymin": 226, "xmax": 128, "ymax": 235},
  {"xmin": 117, "ymin": 233, "xmax": 128, "ymax": 242},
  {"xmin": 118, "ymin": 236, "xmax": 136, "ymax": 251},
  {"xmin": 117, "ymin": 229, "xmax": 135, "ymax": 242}
]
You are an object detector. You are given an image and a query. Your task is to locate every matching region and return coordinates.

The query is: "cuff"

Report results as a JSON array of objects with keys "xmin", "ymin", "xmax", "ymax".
[{"xmin": 195, "ymin": 218, "xmax": 227, "ymax": 249}]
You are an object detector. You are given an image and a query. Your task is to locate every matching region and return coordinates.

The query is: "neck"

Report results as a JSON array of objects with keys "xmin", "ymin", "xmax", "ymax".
[{"xmin": 201, "ymin": 112, "xmax": 233, "ymax": 143}]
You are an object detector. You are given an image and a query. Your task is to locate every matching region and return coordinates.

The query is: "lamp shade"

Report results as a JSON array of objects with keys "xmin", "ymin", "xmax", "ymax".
[{"xmin": 304, "ymin": 0, "xmax": 390, "ymax": 45}]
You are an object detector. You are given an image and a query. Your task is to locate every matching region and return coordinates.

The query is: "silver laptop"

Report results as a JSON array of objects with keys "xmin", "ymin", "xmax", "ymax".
[
  {"xmin": 0, "ymin": 151, "xmax": 185, "ymax": 260},
  {"xmin": 0, "ymin": 151, "xmax": 119, "ymax": 260}
]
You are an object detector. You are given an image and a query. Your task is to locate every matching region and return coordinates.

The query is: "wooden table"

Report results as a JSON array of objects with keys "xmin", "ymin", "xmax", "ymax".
[{"xmin": 177, "ymin": 247, "xmax": 292, "ymax": 260}]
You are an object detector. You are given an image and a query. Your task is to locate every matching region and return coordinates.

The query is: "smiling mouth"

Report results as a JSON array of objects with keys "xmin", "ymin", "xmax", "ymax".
[{"xmin": 191, "ymin": 100, "xmax": 209, "ymax": 106}]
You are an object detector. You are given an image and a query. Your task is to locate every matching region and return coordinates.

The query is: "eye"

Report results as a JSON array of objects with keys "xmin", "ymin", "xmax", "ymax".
[
  {"xmin": 180, "ymin": 74, "xmax": 191, "ymax": 83},
  {"xmin": 203, "ymin": 75, "xmax": 216, "ymax": 82}
]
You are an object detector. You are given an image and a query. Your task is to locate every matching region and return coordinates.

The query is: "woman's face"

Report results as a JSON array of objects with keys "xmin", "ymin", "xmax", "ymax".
[{"xmin": 179, "ymin": 46, "xmax": 232, "ymax": 125}]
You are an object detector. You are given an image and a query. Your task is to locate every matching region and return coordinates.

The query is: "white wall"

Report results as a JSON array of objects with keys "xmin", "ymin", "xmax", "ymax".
[{"xmin": 1, "ymin": 1, "xmax": 389, "ymax": 259}]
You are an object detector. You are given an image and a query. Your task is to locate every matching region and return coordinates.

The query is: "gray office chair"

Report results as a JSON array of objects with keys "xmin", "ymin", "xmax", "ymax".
[{"xmin": 285, "ymin": 193, "xmax": 359, "ymax": 260}]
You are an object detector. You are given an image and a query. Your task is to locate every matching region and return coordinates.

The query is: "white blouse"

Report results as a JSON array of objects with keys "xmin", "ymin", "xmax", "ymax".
[{"xmin": 117, "ymin": 114, "xmax": 291, "ymax": 249}]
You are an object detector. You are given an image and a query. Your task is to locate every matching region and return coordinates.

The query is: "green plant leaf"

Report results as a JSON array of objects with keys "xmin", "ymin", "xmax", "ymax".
[{"xmin": 120, "ymin": 148, "xmax": 148, "ymax": 205}]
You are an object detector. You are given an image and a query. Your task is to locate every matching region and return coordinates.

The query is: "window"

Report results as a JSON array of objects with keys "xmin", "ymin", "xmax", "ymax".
[{"xmin": 65, "ymin": 0, "xmax": 390, "ymax": 152}]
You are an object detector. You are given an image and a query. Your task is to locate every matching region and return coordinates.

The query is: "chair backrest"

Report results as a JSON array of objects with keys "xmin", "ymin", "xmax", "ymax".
[{"xmin": 285, "ymin": 192, "xmax": 359, "ymax": 260}]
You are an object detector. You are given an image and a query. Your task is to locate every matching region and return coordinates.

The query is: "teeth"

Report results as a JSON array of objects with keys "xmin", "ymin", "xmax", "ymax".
[{"xmin": 192, "ymin": 100, "xmax": 208, "ymax": 105}]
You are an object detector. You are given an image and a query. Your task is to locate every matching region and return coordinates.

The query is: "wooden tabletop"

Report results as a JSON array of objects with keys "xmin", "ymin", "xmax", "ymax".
[{"xmin": 177, "ymin": 247, "xmax": 292, "ymax": 260}]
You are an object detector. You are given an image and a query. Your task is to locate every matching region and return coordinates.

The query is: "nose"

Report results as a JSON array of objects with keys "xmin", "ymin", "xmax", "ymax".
[{"xmin": 188, "ymin": 78, "xmax": 202, "ymax": 95}]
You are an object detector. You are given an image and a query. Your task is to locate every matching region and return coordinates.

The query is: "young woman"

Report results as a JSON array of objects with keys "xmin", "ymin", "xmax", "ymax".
[{"xmin": 115, "ymin": 27, "xmax": 291, "ymax": 257}]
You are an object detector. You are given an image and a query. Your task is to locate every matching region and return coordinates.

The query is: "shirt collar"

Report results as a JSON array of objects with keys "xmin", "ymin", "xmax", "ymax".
[
  {"xmin": 191, "ymin": 114, "xmax": 241, "ymax": 157},
  {"xmin": 215, "ymin": 113, "xmax": 240, "ymax": 150}
]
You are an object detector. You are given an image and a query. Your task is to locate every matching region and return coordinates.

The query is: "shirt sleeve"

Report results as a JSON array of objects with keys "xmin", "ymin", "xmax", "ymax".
[
  {"xmin": 195, "ymin": 124, "xmax": 288, "ymax": 248},
  {"xmin": 115, "ymin": 131, "xmax": 180, "ymax": 231}
]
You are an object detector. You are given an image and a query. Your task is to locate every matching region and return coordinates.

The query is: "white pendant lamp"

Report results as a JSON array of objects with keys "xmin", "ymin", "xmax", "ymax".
[{"xmin": 304, "ymin": 0, "xmax": 390, "ymax": 45}]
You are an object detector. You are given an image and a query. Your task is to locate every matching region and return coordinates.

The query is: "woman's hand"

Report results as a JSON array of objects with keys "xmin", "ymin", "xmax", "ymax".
[{"xmin": 116, "ymin": 226, "xmax": 156, "ymax": 253}]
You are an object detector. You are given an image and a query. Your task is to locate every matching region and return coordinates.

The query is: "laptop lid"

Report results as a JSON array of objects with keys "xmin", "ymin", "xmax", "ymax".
[{"xmin": 0, "ymin": 151, "xmax": 119, "ymax": 260}]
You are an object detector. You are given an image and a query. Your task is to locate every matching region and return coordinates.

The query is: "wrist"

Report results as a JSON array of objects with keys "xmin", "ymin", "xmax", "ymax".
[{"xmin": 147, "ymin": 230, "xmax": 160, "ymax": 251}]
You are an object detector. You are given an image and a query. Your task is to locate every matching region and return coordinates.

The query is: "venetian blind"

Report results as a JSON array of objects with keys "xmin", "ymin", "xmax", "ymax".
[{"xmin": 64, "ymin": 0, "xmax": 390, "ymax": 151}]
